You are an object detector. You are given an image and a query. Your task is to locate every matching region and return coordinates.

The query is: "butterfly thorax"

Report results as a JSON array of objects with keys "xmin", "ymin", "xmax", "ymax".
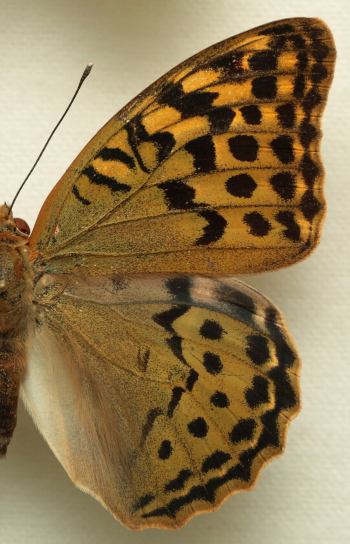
[{"xmin": 0, "ymin": 204, "xmax": 34, "ymax": 456}]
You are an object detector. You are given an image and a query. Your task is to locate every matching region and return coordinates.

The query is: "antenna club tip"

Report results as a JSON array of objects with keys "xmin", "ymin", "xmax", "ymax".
[{"xmin": 80, "ymin": 62, "xmax": 94, "ymax": 84}]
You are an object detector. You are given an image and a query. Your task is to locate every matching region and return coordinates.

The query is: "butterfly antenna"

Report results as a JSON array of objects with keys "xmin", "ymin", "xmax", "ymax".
[{"xmin": 7, "ymin": 61, "xmax": 94, "ymax": 215}]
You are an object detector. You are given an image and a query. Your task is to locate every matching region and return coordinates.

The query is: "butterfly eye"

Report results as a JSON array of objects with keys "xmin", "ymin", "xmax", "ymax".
[{"xmin": 14, "ymin": 218, "xmax": 31, "ymax": 235}]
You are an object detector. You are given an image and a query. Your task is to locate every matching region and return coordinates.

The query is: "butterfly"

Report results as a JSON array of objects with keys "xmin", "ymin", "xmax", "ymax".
[{"xmin": 0, "ymin": 17, "xmax": 335, "ymax": 530}]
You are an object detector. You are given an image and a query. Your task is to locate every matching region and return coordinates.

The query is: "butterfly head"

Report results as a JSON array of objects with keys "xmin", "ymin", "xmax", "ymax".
[{"xmin": 0, "ymin": 204, "xmax": 31, "ymax": 244}]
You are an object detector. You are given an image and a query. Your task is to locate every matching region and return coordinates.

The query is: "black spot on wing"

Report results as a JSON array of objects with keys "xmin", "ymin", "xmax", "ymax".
[
  {"xmin": 249, "ymin": 50, "xmax": 278, "ymax": 71},
  {"xmin": 270, "ymin": 135, "xmax": 294, "ymax": 164},
  {"xmin": 269, "ymin": 171, "xmax": 296, "ymax": 200},
  {"xmin": 226, "ymin": 173, "xmax": 257, "ymax": 198},
  {"xmin": 293, "ymin": 73, "xmax": 306, "ymax": 98},
  {"xmin": 195, "ymin": 209, "xmax": 227, "ymax": 246},
  {"xmin": 210, "ymin": 391, "xmax": 230, "ymax": 408},
  {"xmin": 240, "ymin": 105, "xmax": 262, "ymax": 125},
  {"xmin": 245, "ymin": 376, "xmax": 270, "ymax": 409},
  {"xmin": 165, "ymin": 469, "xmax": 194, "ymax": 492},
  {"xmin": 251, "ymin": 76, "xmax": 277, "ymax": 99},
  {"xmin": 203, "ymin": 352, "xmax": 223, "ymax": 375},
  {"xmin": 185, "ymin": 134, "xmax": 216, "ymax": 173},
  {"xmin": 246, "ymin": 335, "xmax": 270, "ymax": 366},
  {"xmin": 199, "ymin": 319, "xmax": 225, "ymax": 340},
  {"xmin": 229, "ymin": 418, "xmax": 257, "ymax": 444},
  {"xmin": 244, "ymin": 211, "xmax": 272, "ymax": 237},
  {"xmin": 229, "ymin": 135, "xmax": 259, "ymax": 162},
  {"xmin": 96, "ymin": 147, "xmax": 135, "ymax": 169},
  {"xmin": 158, "ymin": 440, "xmax": 172, "ymax": 460},
  {"xmin": 276, "ymin": 103, "xmax": 295, "ymax": 129},
  {"xmin": 207, "ymin": 107, "xmax": 235, "ymax": 134},
  {"xmin": 72, "ymin": 184, "xmax": 91, "ymax": 206},
  {"xmin": 275, "ymin": 210, "xmax": 301, "ymax": 241},
  {"xmin": 188, "ymin": 417, "xmax": 208, "ymax": 438},
  {"xmin": 201, "ymin": 451, "xmax": 231, "ymax": 473}
]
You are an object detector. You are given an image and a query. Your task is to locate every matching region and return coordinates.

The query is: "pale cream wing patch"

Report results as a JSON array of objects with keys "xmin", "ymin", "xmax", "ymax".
[{"xmin": 22, "ymin": 275, "xmax": 300, "ymax": 529}]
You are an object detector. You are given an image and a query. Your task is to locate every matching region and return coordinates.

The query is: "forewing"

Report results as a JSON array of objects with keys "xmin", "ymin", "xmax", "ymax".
[
  {"xmin": 22, "ymin": 275, "xmax": 300, "ymax": 529},
  {"xmin": 29, "ymin": 17, "xmax": 335, "ymax": 276}
]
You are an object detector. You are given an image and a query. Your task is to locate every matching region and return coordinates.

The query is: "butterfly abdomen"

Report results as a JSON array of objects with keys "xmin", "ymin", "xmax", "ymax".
[{"xmin": 0, "ymin": 211, "xmax": 34, "ymax": 456}]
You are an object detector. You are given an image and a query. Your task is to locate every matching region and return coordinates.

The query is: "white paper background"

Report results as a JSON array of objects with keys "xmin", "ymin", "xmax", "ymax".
[{"xmin": 0, "ymin": 1, "xmax": 349, "ymax": 543}]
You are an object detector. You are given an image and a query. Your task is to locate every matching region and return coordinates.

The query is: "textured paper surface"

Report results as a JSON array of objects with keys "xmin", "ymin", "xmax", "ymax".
[{"xmin": 0, "ymin": 1, "xmax": 349, "ymax": 542}]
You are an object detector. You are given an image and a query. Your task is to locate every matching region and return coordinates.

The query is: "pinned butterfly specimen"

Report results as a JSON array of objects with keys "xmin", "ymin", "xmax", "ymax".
[{"xmin": 0, "ymin": 17, "xmax": 335, "ymax": 529}]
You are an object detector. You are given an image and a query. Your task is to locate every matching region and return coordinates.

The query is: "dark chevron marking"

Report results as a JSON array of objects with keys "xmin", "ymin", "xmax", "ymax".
[
  {"xmin": 124, "ymin": 118, "xmax": 151, "ymax": 174},
  {"xmin": 299, "ymin": 119, "xmax": 318, "ymax": 148},
  {"xmin": 160, "ymin": 83, "xmax": 219, "ymax": 119},
  {"xmin": 95, "ymin": 147, "xmax": 135, "ymax": 169},
  {"xmin": 140, "ymin": 408, "xmax": 162, "ymax": 446},
  {"xmin": 165, "ymin": 469, "xmax": 194, "ymax": 492},
  {"xmin": 300, "ymin": 153, "xmax": 319, "ymax": 187},
  {"xmin": 167, "ymin": 387, "xmax": 185, "ymax": 417},
  {"xmin": 137, "ymin": 348, "xmax": 151, "ymax": 372},
  {"xmin": 186, "ymin": 369, "xmax": 199, "ymax": 392},
  {"xmin": 300, "ymin": 189, "xmax": 322, "ymax": 221},
  {"xmin": 153, "ymin": 305, "xmax": 190, "ymax": 334},
  {"xmin": 72, "ymin": 184, "xmax": 91, "ymax": 205},
  {"xmin": 132, "ymin": 493, "xmax": 155, "ymax": 513},
  {"xmin": 166, "ymin": 336, "xmax": 189, "ymax": 367},
  {"xmin": 201, "ymin": 451, "xmax": 231, "ymax": 473},
  {"xmin": 195, "ymin": 209, "xmax": 227, "ymax": 246},
  {"xmin": 158, "ymin": 180, "xmax": 204, "ymax": 211},
  {"xmin": 81, "ymin": 165, "xmax": 131, "ymax": 193}
]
